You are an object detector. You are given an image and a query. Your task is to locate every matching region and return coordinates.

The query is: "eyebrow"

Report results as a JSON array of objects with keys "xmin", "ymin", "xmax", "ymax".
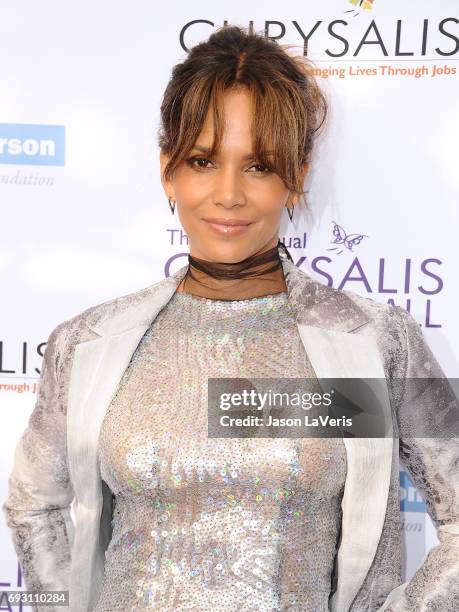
[{"xmin": 191, "ymin": 144, "xmax": 274, "ymax": 160}]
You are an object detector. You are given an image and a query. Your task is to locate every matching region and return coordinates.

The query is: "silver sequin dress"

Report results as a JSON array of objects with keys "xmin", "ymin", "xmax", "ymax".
[{"xmin": 95, "ymin": 291, "xmax": 347, "ymax": 612}]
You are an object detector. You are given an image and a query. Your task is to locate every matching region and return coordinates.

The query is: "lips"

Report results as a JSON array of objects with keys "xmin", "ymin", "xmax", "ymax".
[
  {"xmin": 202, "ymin": 218, "xmax": 253, "ymax": 237},
  {"xmin": 202, "ymin": 217, "xmax": 252, "ymax": 226}
]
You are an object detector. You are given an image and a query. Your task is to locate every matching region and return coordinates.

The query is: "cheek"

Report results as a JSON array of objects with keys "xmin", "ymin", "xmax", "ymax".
[
  {"xmin": 249, "ymin": 176, "xmax": 289, "ymax": 204},
  {"xmin": 254, "ymin": 186, "xmax": 290, "ymax": 215},
  {"xmin": 171, "ymin": 167, "xmax": 208, "ymax": 204},
  {"xmin": 174, "ymin": 181, "xmax": 206, "ymax": 208}
]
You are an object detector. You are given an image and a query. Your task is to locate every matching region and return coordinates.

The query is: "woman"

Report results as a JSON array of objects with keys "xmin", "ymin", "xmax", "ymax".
[{"xmin": 3, "ymin": 25, "xmax": 458, "ymax": 612}]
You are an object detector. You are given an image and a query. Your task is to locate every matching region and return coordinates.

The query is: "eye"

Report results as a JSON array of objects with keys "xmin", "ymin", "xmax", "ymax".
[
  {"xmin": 248, "ymin": 163, "xmax": 270, "ymax": 173},
  {"xmin": 186, "ymin": 156, "xmax": 213, "ymax": 169},
  {"xmin": 185, "ymin": 157, "xmax": 271, "ymax": 174}
]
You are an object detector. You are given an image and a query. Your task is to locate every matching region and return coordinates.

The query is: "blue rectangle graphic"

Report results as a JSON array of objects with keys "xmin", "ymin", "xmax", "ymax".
[
  {"xmin": 399, "ymin": 470, "xmax": 426, "ymax": 513},
  {"xmin": 0, "ymin": 123, "xmax": 65, "ymax": 166}
]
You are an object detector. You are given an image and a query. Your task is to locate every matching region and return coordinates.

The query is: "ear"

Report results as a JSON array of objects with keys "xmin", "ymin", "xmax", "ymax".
[
  {"xmin": 301, "ymin": 161, "xmax": 310, "ymax": 181},
  {"xmin": 291, "ymin": 162, "xmax": 310, "ymax": 205},
  {"xmin": 159, "ymin": 150, "xmax": 176, "ymax": 200}
]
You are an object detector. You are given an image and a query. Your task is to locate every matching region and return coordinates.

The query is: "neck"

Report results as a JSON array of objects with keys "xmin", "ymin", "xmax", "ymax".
[{"xmin": 176, "ymin": 241, "xmax": 290, "ymax": 301}]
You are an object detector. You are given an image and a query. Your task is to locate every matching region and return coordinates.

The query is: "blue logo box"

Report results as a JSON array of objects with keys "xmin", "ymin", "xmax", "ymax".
[
  {"xmin": 400, "ymin": 470, "xmax": 426, "ymax": 513},
  {"xmin": 0, "ymin": 123, "xmax": 65, "ymax": 166}
]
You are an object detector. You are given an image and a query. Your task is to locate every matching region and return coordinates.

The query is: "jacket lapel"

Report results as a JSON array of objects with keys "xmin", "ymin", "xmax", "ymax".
[
  {"xmin": 67, "ymin": 271, "xmax": 185, "ymax": 610},
  {"xmin": 295, "ymin": 325, "xmax": 394, "ymax": 611},
  {"xmin": 283, "ymin": 256, "xmax": 394, "ymax": 611},
  {"xmin": 67, "ymin": 248, "xmax": 393, "ymax": 612}
]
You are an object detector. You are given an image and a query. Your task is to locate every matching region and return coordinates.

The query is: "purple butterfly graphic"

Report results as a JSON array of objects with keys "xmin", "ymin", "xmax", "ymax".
[{"xmin": 326, "ymin": 220, "xmax": 368, "ymax": 255}]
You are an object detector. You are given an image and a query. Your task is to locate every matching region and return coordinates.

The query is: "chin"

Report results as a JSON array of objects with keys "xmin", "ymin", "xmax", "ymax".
[{"xmin": 198, "ymin": 242, "xmax": 255, "ymax": 263}]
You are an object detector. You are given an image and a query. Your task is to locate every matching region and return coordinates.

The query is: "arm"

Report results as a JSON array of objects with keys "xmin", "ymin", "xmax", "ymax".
[
  {"xmin": 378, "ymin": 307, "xmax": 459, "ymax": 611},
  {"xmin": 2, "ymin": 323, "xmax": 75, "ymax": 610}
]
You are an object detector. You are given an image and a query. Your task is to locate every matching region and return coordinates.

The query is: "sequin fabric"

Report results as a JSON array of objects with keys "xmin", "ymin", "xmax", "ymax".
[
  {"xmin": 95, "ymin": 291, "xmax": 347, "ymax": 611},
  {"xmin": 5, "ymin": 255, "xmax": 458, "ymax": 612}
]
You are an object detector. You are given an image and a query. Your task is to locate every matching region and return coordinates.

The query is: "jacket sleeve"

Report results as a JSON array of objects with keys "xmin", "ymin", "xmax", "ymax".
[
  {"xmin": 2, "ymin": 322, "xmax": 75, "ymax": 610},
  {"xmin": 378, "ymin": 307, "xmax": 459, "ymax": 612}
]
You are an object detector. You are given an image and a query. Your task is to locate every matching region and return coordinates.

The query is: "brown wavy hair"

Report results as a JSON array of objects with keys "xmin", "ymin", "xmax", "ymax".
[{"xmin": 158, "ymin": 24, "xmax": 327, "ymax": 203}]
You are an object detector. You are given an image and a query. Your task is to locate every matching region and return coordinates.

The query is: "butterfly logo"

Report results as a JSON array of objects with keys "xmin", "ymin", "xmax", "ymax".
[
  {"xmin": 345, "ymin": 0, "xmax": 375, "ymax": 16},
  {"xmin": 327, "ymin": 220, "xmax": 368, "ymax": 255}
]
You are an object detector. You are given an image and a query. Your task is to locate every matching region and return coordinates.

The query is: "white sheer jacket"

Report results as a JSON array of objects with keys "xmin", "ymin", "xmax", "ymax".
[{"xmin": 3, "ymin": 245, "xmax": 459, "ymax": 611}]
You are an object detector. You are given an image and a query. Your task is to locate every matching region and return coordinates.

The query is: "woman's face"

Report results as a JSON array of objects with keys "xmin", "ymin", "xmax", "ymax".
[{"xmin": 160, "ymin": 88, "xmax": 307, "ymax": 263}]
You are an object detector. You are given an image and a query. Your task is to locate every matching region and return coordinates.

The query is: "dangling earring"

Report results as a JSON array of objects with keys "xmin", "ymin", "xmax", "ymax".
[
  {"xmin": 286, "ymin": 203, "xmax": 294, "ymax": 222},
  {"xmin": 168, "ymin": 197, "xmax": 176, "ymax": 215}
]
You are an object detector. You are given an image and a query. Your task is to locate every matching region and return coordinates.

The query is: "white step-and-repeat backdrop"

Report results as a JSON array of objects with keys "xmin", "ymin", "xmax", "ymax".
[{"xmin": 1, "ymin": 0, "xmax": 458, "ymax": 607}]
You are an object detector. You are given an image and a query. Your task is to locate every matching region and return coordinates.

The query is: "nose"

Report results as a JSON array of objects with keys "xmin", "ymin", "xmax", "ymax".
[{"xmin": 213, "ymin": 165, "xmax": 246, "ymax": 208}]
